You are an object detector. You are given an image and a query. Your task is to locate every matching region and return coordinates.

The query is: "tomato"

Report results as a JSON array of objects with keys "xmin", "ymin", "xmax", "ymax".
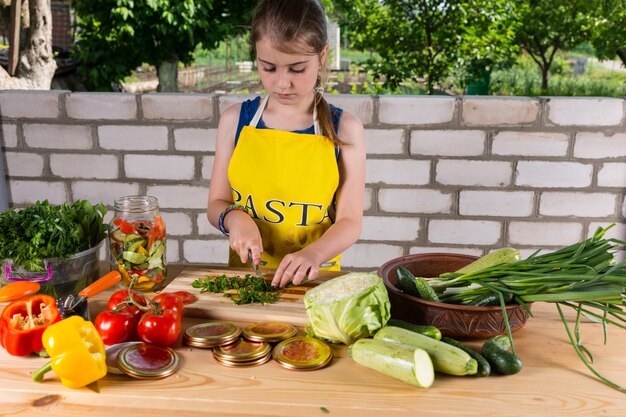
[
  {"xmin": 113, "ymin": 217, "xmax": 135, "ymax": 234},
  {"xmin": 94, "ymin": 309, "xmax": 137, "ymax": 345},
  {"xmin": 171, "ymin": 291, "xmax": 198, "ymax": 305},
  {"xmin": 106, "ymin": 289, "xmax": 150, "ymax": 323},
  {"xmin": 152, "ymin": 293, "xmax": 184, "ymax": 317},
  {"xmin": 137, "ymin": 310, "xmax": 181, "ymax": 347}
]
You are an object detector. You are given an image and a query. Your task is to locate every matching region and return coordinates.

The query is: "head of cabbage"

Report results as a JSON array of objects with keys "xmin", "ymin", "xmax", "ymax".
[{"xmin": 303, "ymin": 272, "xmax": 390, "ymax": 345}]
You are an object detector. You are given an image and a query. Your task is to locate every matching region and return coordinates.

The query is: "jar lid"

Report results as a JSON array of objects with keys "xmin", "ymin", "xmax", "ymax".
[
  {"xmin": 105, "ymin": 341, "xmax": 142, "ymax": 375},
  {"xmin": 213, "ymin": 338, "xmax": 271, "ymax": 362},
  {"xmin": 184, "ymin": 322, "xmax": 241, "ymax": 348},
  {"xmin": 213, "ymin": 352, "xmax": 272, "ymax": 368},
  {"xmin": 116, "ymin": 343, "xmax": 179, "ymax": 379},
  {"xmin": 242, "ymin": 322, "xmax": 298, "ymax": 343},
  {"xmin": 272, "ymin": 336, "xmax": 332, "ymax": 371}
]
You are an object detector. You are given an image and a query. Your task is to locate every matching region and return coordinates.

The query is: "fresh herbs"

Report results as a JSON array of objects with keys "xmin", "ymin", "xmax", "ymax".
[
  {"xmin": 191, "ymin": 274, "xmax": 280, "ymax": 305},
  {"xmin": 0, "ymin": 200, "xmax": 108, "ymax": 271}
]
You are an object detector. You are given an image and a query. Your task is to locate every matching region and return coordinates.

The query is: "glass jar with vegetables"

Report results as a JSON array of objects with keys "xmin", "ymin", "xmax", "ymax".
[{"xmin": 109, "ymin": 196, "xmax": 167, "ymax": 292}]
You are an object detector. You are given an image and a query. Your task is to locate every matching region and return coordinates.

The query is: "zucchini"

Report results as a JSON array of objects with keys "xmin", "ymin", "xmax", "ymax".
[
  {"xmin": 455, "ymin": 248, "xmax": 521, "ymax": 274},
  {"xmin": 349, "ymin": 338, "xmax": 434, "ymax": 388},
  {"xmin": 374, "ymin": 326, "xmax": 477, "ymax": 376},
  {"xmin": 481, "ymin": 335, "xmax": 523, "ymax": 375},
  {"xmin": 441, "ymin": 337, "xmax": 490, "ymax": 377},
  {"xmin": 396, "ymin": 267, "xmax": 419, "ymax": 297},
  {"xmin": 387, "ymin": 319, "xmax": 442, "ymax": 340}
]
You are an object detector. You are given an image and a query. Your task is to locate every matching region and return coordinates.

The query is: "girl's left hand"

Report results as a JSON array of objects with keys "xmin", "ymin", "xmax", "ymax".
[{"xmin": 272, "ymin": 250, "xmax": 320, "ymax": 288}]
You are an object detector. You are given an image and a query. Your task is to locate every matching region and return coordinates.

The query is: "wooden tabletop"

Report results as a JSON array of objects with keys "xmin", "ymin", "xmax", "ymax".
[{"xmin": 0, "ymin": 269, "xmax": 624, "ymax": 417}]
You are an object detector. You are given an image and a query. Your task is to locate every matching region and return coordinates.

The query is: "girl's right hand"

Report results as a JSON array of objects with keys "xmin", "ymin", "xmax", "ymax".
[{"xmin": 225, "ymin": 211, "xmax": 263, "ymax": 265}]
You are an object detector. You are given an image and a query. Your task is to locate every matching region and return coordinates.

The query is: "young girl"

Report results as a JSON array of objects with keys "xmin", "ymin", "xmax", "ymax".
[{"xmin": 207, "ymin": 0, "xmax": 365, "ymax": 287}]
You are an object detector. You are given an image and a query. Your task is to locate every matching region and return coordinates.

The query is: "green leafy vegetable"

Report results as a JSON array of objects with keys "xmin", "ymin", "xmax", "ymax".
[
  {"xmin": 303, "ymin": 272, "xmax": 390, "ymax": 345},
  {"xmin": 191, "ymin": 274, "xmax": 280, "ymax": 305},
  {"xmin": 0, "ymin": 200, "xmax": 107, "ymax": 271}
]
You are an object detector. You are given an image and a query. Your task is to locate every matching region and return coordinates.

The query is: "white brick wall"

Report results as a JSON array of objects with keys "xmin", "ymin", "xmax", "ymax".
[
  {"xmin": 360, "ymin": 216, "xmax": 421, "ymax": 241},
  {"xmin": 5, "ymin": 152, "xmax": 45, "ymax": 177},
  {"xmin": 436, "ymin": 160, "xmax": 512, "ymax": 186},
  {"xmin": 428, "ymin": 219, "xmax": 501, "ymax": 245},
  {"xmin": 124, "ymin": 155, "xmax": 195, "ymax": 180},
  {"xmin": 598, "ymin": 163, "xmax": 626, "ymax": 187},
  {"xmin": 379, "ymin": 96, "xmax": 455, "ymax": 125},
  {"xmin": 492, "ymin": 131, "xmax": 569, "ymax": 156},
  {"xmin": 174, "ymin": 128, "xmax": 216, "ymax": 152},
  {"xmin": 1, "ymin": 123, "xmax": 18, "ymax": 147},
  {"xmin": 573, "ymin": 132, "xmax": 626, "ymax": 159},
  {"xmin": 2, "ymin": 92, "xmax": 625, "ymax": 269},
  {"xmin": 379, "ymin": 189, "xmax": 452, "ymax": 214},
  {"xmin": 0, "ymin": 91, "xmax": 61, "ymax": 118},
  {"xmin": 141, "ymin": 94, "xmax": 213, "ymax": 121},
  {"xmin": 539, "ymin": 192, "xmax": 617, "ymax": 217},
  {"xmin": 462, "ymin": 98, "xmax": 539, "ymax": 126},
  {"xmin": 366, "ymin": 159, "xmax": 430, "ymax": 185},
  {"xmin": 459, "ymin": 190, "xmax": 534, "ymax": 217},
  {"xmin": 99, "ymin": 125, "xmax": 169, "ymax": 150},
  {"xmin": 548, "ymin": 98, "xmax": 623, "ymax": 126},
  {"xmin": 365, "ymin": 129, "xmax": 404, "ymax": 155},
  {"xmin": 411, "ymin": 130, "xmax": 485, "ymax": 156},
  {"xmin": 71, "ymin": 181, "xmax": 141, "ymax": 205},
  {"xmin": 24, "ymin": 124, "xmax": 92, "ymax": 149},
  {"xmin": 66, "ymin": 93, "xmax": 137, "ymax": 120},
  {"xmin": 51, "ymin": 154, "xmax": 119, "ymax": 179},
  {"xmin": 508, "ymin": 221, "xmax": 582, "ymax": 246},
  {"xmin": 516, "ymin": 161, "xmax": 593, "ymax": 188}
]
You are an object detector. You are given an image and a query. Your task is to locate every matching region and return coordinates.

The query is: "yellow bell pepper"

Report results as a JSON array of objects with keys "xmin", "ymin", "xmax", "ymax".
[{"xmin": 32, "ymin": 316, "xmax": 107, "ymax": 389}]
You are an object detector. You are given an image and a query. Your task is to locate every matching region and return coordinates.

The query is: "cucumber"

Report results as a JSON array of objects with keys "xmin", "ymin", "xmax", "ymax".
[
  {"xmin": 122, "ymin": 251, "xmax": 147, "ymax": 264},
  {"xmin": 396, "ymin": 267, "xmax": 419, "ymax": 297},
  {"xmin": 481, "ymin": 335, "xmax": 523, "ymax": 375},
  {"xmin": 468, "ymin": 292, "xmax": 514, "ymax": 307},
  {"xmin": 386, "ymin": 319, "xmax": 442, "ymax": 340},
  {"xmin": 349, "ymin": 339, "xmax": 434, "ymax": 388},
  {"xmin": 455, "ymin": 248, "xmax": 521, "ymax": 274},
  {"xmin": 441, "ymin": 337, "xmax": 491, "ymax": 377},
  {"xmin": 414, "ymin": 277, "xmax": 439, "ymax": 302},
  {"xmin": 123, "ymin": 233, "xmax": 143, "ymax": 243},
  {"xmin": 375, "ymin": 326, "xmax": 477, "ymax": 376}
]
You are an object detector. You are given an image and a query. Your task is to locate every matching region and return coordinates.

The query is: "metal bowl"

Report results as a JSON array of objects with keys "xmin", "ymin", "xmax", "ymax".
[{"xmin": 378, "ymin": 253, "xmax": 531, "ymax": 340}]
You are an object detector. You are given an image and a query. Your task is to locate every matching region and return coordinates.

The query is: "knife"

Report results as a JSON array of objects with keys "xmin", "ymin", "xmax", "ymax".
[{"xmin": 248, "ymin": 249, "xmax": 262, "ymax": 277}]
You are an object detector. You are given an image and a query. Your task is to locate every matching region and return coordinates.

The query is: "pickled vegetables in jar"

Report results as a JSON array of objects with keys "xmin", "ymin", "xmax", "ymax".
[{"xmin": 109, "ymin": 196, "xmax": 167, "ymax": 292}]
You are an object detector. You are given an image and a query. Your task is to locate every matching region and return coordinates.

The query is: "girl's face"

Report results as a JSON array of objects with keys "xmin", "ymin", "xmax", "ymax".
[{"xmin": 256, "ymin": 38, "xmax": 327, "ymax": 105}]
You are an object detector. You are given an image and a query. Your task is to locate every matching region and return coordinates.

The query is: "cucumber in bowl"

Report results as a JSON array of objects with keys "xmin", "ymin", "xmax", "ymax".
[{"xmin": 109, "ymin": 215, "xmax": 166, "ymax": 291}]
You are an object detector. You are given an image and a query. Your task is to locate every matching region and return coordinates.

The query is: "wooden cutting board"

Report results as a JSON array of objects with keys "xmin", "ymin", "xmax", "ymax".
[{"xmin": 161, "ymin": 267, "xmax": 344, "ymax": 326}]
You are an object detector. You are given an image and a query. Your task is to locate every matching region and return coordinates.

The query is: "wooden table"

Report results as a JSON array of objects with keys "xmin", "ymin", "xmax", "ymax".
[{"xmin": 0, "ymin": 269, "xmax": 624, "ymax": 417}]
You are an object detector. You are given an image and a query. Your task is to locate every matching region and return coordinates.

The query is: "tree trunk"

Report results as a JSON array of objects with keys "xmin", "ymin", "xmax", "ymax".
[
  {"xmin": 541, "ymin": 66, "xmax": 549, "ymax": 91},
  {"xmin": 156, "ymin": 55, "xmax": 179, "ymax": 92},
  {"xmin": 0, "ymin": 0, "xmax": 56, "ymax": 89},
  {"xmin": 617, "ymin": 49, "xmax": 626, "ymax": 68}
]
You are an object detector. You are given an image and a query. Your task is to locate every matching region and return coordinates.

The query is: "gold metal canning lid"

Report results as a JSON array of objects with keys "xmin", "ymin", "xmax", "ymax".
[
  {"xmin": 212, "ymin": 338, "xmax": 271, "ymax": 362},
  {"xmin": 242, "ymin": 321, "xmax": 298, "ymax": 343},
  {"xmin": 116, "ymin": 343, "xmax": 179, "ymax": 379},
  {"xmin": 272, "ymin": 336, "xmax": 333, "ymax": 371},
  {"xmin": 184, "ymin": 322, "xmax": 241, "ymax": 346},
  {"xmin": 183, "ymin": 332, "xmax": 240, "ymax": 348},
  {"xmin": 213, "ymin": 352, "xmax": 272, "ymax": 368}
]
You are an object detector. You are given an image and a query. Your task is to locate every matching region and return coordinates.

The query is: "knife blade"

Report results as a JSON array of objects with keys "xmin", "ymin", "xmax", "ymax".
[{"xmin": 248, "ymin": 249, "xmax": 262, "ymax": 276}]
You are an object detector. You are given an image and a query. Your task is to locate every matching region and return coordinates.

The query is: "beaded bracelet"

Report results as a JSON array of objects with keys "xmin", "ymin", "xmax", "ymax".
[{"xmin": 218, "ymin": 204, "xmax": 250, "ymax": 236}]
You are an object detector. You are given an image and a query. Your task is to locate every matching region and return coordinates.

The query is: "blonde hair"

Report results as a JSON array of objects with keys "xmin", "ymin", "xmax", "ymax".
[{"xmin": 251, "ymin": 0, "xmax": 340, "ymax": 145}]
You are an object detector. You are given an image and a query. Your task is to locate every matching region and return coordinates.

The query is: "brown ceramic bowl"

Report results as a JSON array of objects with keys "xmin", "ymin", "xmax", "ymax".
[{"xmin": 378, "ymin": 253, "xmax": 531, "ymax": 340}]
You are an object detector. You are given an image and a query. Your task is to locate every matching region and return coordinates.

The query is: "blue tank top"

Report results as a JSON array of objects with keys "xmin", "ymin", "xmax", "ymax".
[{"xmin": 234, "ymin": 96, "xmax": 343, "ymax": 148}]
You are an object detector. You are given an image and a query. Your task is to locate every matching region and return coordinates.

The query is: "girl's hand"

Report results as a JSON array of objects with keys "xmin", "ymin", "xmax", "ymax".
[
  {"xmin": 225, "ymin": 211, "xmax": 263, "ymax": 265},
  {"xmin": 272, "ymin": 250, "xmax": 321, "ymax": 288}
]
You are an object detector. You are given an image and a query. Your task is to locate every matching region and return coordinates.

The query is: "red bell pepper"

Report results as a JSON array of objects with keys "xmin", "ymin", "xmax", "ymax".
[
  {"xmin": 113, "ymin": 217, "xmax": 136, "ymax": 234},
  {"xmin": 0, "ymin": 294, "xmax": 61, "ymax": 356}
]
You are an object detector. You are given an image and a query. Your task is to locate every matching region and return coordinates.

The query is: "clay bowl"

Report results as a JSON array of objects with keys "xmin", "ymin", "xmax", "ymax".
[{"xmin": 378, "ymin": 253, "xmax": 531, "ymax": 340}]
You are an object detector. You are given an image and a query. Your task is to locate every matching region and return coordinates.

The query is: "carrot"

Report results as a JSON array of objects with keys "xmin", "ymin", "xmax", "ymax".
[{"xmin": 0, "ymin": 281, "xmax": 41, "ymax": 302}]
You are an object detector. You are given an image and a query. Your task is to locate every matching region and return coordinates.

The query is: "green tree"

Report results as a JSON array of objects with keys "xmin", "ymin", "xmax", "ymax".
[
  {"xmin": 336, "ymin": 0, "xmax": 519, "ymax": 95},
  {"xmin": 592, "ymin": 0, "xmax": 626, "ymax": 66},
  {"xmin": 513, "ymin": 0, "xmax": 599, "ymax": 91},
  {"xmin": 72, "ymin": 0, "xmax": 256, "ymax": 91}
]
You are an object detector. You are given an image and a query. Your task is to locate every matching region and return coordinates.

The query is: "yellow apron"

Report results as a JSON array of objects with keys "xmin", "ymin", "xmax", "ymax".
[{"xmin": 227, "ymin": 95, "xmax": 340, "ymax": 271}]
